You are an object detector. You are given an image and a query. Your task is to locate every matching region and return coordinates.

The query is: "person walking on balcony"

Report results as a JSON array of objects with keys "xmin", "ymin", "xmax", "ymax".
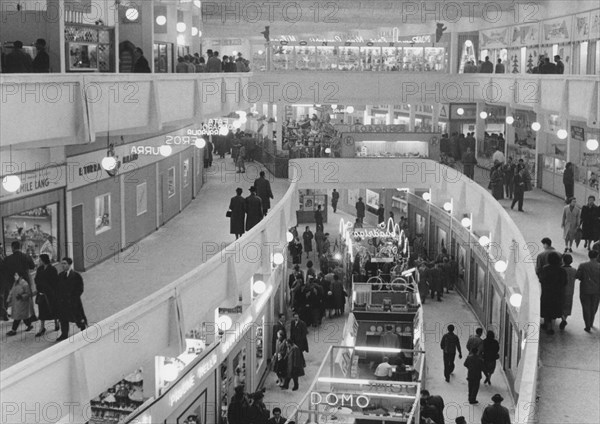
[
  {"xmin": 245, "ymin": 187, "xmax": 263, "ymax": 231},
  {"xmin": 554, "ymin": 55, "xmax": 564, "ymax": 74},
  {"xmin": 331, "ymin": 189, "xmax": 340, "ymax": 212},
  {"xmin": 575, "ymin": 250, "xmax": 600, "ymax": 332},
  {"xmin": 464, "ymin": 347, "xmax": 484, "ymax": 404},
  {"xmin": 562, "ymin": 197, "xmax": 581, "ymax": 253},
  {"xmin": 34, "ymin": 254, "xmax": 59, "ymax": 337},
  {"xmin": 314, "ymin": 205, "xmax": 324, "ymax": 231},
  {"xmin": 490, "ymin": 162, "xmax": 505, "ymax": 200},
  {"xmin": 281, "ymin": 339, "xmax": 305, "ymax": 391},
  {"xmin": 302, "ymin": 226, "xmax": 314, "ymax": 259},
  {"xmin": 289, "ymin": 312, "xmax": 309, "ymax": 353},
  {"xmin": 563, "ymin": 162, "xmax": 575, "ymax": 201},
  {"xmin": 536, "ymin": 238, "xmax": 558, "ymax": 277},
  {"xmin": 254, "ymin": 171, "xmax": 274, "ymax": 216},
  {"xmin": 559, "ymin": 254, "xmax": 577, "ymax": 331},
  {"xmin": 482, "ymin": 330, "xmax": 500, "ymax": 385},
  {"xmin": 503, "ymin": 157, "xmax": 516, "ymax": 199},
  {"xmin": 6, "ymin": 272, "xmax": 35, "ymax": 336},
  {"xmin": 510, "ymin": 163, "xmax": 526, "ymax": 211},
  {"xmin": 441, "ymin": 324, "xmax": 462, "ymax": 382},
  {"xmin": 581, "ymin": 196, "xmax": 599, "ymax": 250},
  {"xmin": 377, "ymin": 204, "xmax": 385, "ymax": 224},
  {"xmin": 228, "ymin": 188, "xmax": 246, "ymax": 239},
  {"xmin": 481, "ymin": 394, "xmax": 511, "ymax": 424},
  {"xmin": 356, "ymin": 197, "xmax": 366, "ymax": 224},
  {"xmin": 540, "ymin": 251, "xmax": 567, "ymax": 335}
]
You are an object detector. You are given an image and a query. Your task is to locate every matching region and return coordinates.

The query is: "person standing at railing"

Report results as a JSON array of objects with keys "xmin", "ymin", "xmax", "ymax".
[
  {"xmin": 3, "ymin": 40, "xmax": 32, "ymax": 73},
  {"xmin": 207, "ymin": 51, "xmax": 222, "ymax": 72},
  {"xmin": 133, "ymin": 48, "xmax": 151, "ymax": 73},
  {"xmin": 480, "ymin": 56, "xmax": 494, "ymax": 73},
  {"xmin": 461, "ymin": 146, "xmax": 478, "ymax": 179},
  {"xmin": 32, "ymin": 39, "xmax": 49, "ymax": 73},
  {"xmin": 554, "ymin": 55, "xmax": 564, "ymax": 74},
  {"xmin": 495, "ymin": 58, "xmax": 505, "ymax": 74}
]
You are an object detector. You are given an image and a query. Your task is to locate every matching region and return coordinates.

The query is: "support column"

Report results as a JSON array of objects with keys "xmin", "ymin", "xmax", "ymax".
[
  {"xmin": 505, "ymin": 106, "xmax": 514, "ymax": 158},
  {"xmin": 365, "ymin": 105, "xmax": 372, "ymax": 125},
  {"xmin": 409, "ymin": 104, "xmax": 416, "ymax": 132},
  {"xmin": 475, "ymin": 102, "xmax": 486, "ymax": 157},
  {"xmin": 267, "ymin": 103, "xmax": 275, "ymax": 142},
  {"xmin": 449, "ymin": 30, "xmax": 459, "ymax": 74},
  {"xmin": 387, "ymin": 105, "xmax": 393, "ymax": 125},
  {"xmin": 432, "ymin": 104, "xmax": 440, "ymax": 133},
  {"xmin": 276, "ymin": 103, "xmax": 284, "ymax": 152},
  {"xmin": 565, "ymin": 118, "xmax": 571, "ymax": 162}
]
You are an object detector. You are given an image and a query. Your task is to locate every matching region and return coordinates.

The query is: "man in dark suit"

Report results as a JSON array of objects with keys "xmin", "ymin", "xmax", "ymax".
[
  {"xmin": 267, "ymin": 407, "xmax": 286, "ymax": 424},
  {"xmin": 33, "ymin": 38, "xmax": 50, "ymax": 72},
  {"xmin": 288, "ymin": 312, "xmax": 309, "ymax": 353},
  {"xmin": 480, "ymin": 56, "xmax": 493, "ymax": 73},
  {"xmin": 254, "ymin": 171, "xmax": 274, "ymax": 216},
  {"xmin": 245, "ymin": 187, "xmax": 263, "ymax": 231},
  {"xmin": 4, "ymin": 40, "xmax": 32, "ymax": 73},
  {"xmin": 229, "ymin": 188, "xmax": 246, "ymax": 239},
  {"xmin": 133, "ymin": 48, "xmax": 151, "ymax": 73},
  {"xmin": 4, "ymin": 241, "xmax": 35, "ymax": 285},
  {"xmin": 272, "ymin": 313, "xmax": 287, "ymax": 355},
  {"xmin": 56, "ymin": 257, "xmax": 87, "ymax": 341},
  {"xmin": 355, "ymin": 197, "xmax": 366, "ymax": 224},
  {"xmin": 575, "ymin": 250, "xmax": 600, "ymax": 332}
]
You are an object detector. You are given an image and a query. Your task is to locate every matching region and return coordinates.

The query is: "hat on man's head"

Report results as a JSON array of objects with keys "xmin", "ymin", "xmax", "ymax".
[
  {"xmin": 491, "ymin": 394, "xmax": 504, "ymax": 402},
  {"xmin": 249, "ymin": 186, "xmax": 256, "ymax": 192},
  {"xmin": 455, "ymin": 417, "xmax": 467, "ymax": 424}
]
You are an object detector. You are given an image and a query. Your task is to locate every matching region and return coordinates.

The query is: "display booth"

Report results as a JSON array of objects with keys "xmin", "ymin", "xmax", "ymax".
[
  {"xmin": 338, "ymin": 130, "xmax": 440, "ymax": 162},
  {"xmin": 297, "ymin": 189, "xmax": 329, "ymax": 224}
]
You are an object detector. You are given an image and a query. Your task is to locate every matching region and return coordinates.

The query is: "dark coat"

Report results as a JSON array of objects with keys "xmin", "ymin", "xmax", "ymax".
[
  {"xmin": 377, "ymin": 207, "xmax": 385, "ymax": 223},
  {"xmin": 254, "ymin": 177, "xmax": 274, "ymax": 209},
  {"xmin": 32, "ymin": 50, "xmax": 50, "ymax": 73},
  {"xmin": 4, "ymin": 251, "xmax": 35, "ymax": 284},
  {"xmin": 481, "ymin": 404, "xmax": 511, "ymax": 424},
  {"xmin": 245, "ymin": 194, "xmax": 263, "ymax": 231},
  {"xmin": 285, "ymin": 344, "xmax": 305, "ymax": 378},
  {"xmin": 330, "ymin": 279, "xmax": 346, "ymax": 310},
  {"xmin": 314, "ymin": 210, "xmax": 323, "ymax": 227},
  {"xmin": 34, "ymin": 264, "xmax": 59, "ymax": 320},
  {"xmin": 4, "ymin": 49, "xmax": 33, "ymax": 73},
  {"xmin": 482, "ymin": 338, "xmax": 500, "ymax": 362},
  {"xmin": 227, "ymin": 394, "xmax": 250, "ymax": 424},
  {"xmin": 464, "ymin": 353, "xmax": 484, "ymax": 380},
  {"xmin": 56, "ymin": 270, "xmax": 87, "ymax": 324},
  {"xmin": 229, "ymin": 195, "xmax": 246, "ymax": 235},
  {"xmin": 133, "ymin": 56, "xmax": 151, "ymax": 73},
  {"xmin": 539, "ymin": 264, "xmax": 567, "ymax": 319},
  {"xmin": 331, "ymin": 191, "xmax": 340, "ymax": 205},
  {"xmin": 355, "ymin": 201, "xmax": 366, "ymax": 218},
  {"xmin": 581, "ymin": 204, "xmax": 599, "ymax": 240},
  {"xmin": 289, "ymin": 319, "xmax": 309, "ymax": 353},
  {"xmin": 302, "ymin": 230, "xmax": 313, "ymax": 253},
  {"xmin": 563, "ymin": 166, "xmax": 574, "ymax": 187},
  {"xmin": 491, "ymin": 167, "xmax": 504, "ymax": 199},
  {"xmin": 272, "ymin": 321, "xmax": 286, "ymax": 353}
]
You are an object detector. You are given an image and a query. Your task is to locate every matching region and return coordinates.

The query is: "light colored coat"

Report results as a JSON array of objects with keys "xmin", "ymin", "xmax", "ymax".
[
  {"xmin": 9, "ymin": 278, "xmax": 35, "ymax": 320},
  {"xmin": 561, "ymin": 205, "xmax": 581, "ymax": 240}
]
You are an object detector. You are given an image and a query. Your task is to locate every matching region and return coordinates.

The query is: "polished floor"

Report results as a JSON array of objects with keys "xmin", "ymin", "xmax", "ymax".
[{"xmin": 1, "ymin": 159, "xmax": 598, "ymax": 424}]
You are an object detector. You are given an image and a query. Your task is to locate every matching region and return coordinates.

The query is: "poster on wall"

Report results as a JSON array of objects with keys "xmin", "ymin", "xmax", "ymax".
[
  {"xmin": 168, "ymin": 167, "xmax": 176, "ymax": 198},
  {"xmin": 590, "ymin": 10, "xmax": 600, "ymax": 39},
  {"xmin": 571, "ymin": 126, "xmax": 585, "ymax": 141},
  {"xmin": 458, "ymin": 245, "xmax": 467, "ymax": 284},
  {"xmin": 573, "ymin": 12, "xmax": 591, "ymax": 41},
  {"xmin": 437, "ymin": 228, "xmax": 447, "ymax": 251},
  {"xmin": 183, "ymin": 159, "xmax": 190, "ymax": 188},
  {"xmin": 476, "ymin": 265, "xmax": 486, "ymax": 308},
  {"xmin": 542, "ymin": 17, "xmax": 571, "ymax": 43},
  {"xmin": 348, "ymin": 188, "xmax": 359, "ymax": 206},
  {"xmin": 95, "ymin": 194, "xmax": 111, "ymax": 234},
  {"xmin": 416, "ymin": 214, "xmax": 426, "ymax": 235},
  {"xmin": 2, "ymin": 204, "xmax": 58, "ymax": 261},
  {"xmin": 365, "ymin": 189, "xmax": 379, "ymax": 214},
  {"xmin": 480, "ymin": 28, "xmax": 509, "ymax": 48},
  {"xmin": 136, "ymin": 182, "xmax": 147, "ymax": 216},
  {"xmin": 511, "ymin": 23, "xmax": 539, "ymax": 47},
  {"xmin": 491, "ymin": 287, "xmax": 502, "ymax": 333}
]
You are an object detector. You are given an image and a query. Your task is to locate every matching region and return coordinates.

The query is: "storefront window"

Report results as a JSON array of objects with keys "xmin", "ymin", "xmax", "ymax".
[
  {"xmin": 415, "ymin": 214, "xmax": 426, "ymax": 235},
  {"xmin": 361, "ymin": 47, "xmax": 381, "ymax": 71},
  {"xmin": 168, "ymin": 167, "xmax": 176, "ymax": 198},
  {"xmin": 338, "ymin": 46, "xmax": 360, "ymax": 70},
  {"xmin": 3, "ymin": 204, "xmax": 58, "ymax": 261},
  {"xmin": 365, "ymin": 189, "xmax": 379, "ymax": 215},
  {"xmin": 272, "ymin": 45, "xmax": 294, "ymax": 70},
  {"xmin": 89, "ymin": 369, "xmax": 145, "ymax": 423},
  {"xmin": 183, "ymin": 159, "xmax": 190, "ymax": 188},
  {"xmin": 256, "ymin": 316, "xmax": 264, "ymax": 370},
  {"xmin": 424, "ymin": 47, "xmax": 445, "ymax": 71},
  {"xmin": 95, "ymin": 194, "xmax": 111, "ymax": 234},
  {"xmin": 402, "ymin": 47, "xmax": 424, "ymax": 71},
  {"xmin": 382, "ymin": 47, "xmax": 399, "ymax": 71},
  {"xmin": 316, "ymin": 46, "xmax": 336, "ymax": 70}
]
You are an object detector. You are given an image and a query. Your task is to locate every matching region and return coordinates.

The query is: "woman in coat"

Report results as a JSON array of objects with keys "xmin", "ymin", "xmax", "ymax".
[
  {"xmin": 229, "ymin": 188, "xmax": 246, "ymax": 239},
  {"xmin": 7, "ymin": 272, "xmax": 35, "ymax": 335},
  {"xmin": 563, "ymin": 162, "xmax": 575, "ymax": 200},
  {"xmin": 273, "ymin": 330, "xmax": 288, "ymax": 386},
  {"xmin": 481, "ymin": 330, "xmax": 500, "ymax": 385},
  {"xmin": 539, "ymin": 252, "xmax": 567, "ymax": 335},
  {"xmin": 282, "ymin": 339, "xmax": 305, "ymax": 390},
  {"xmin": 561, "ymin": 197, "xmax": 581, "ymax": 253},
  {"xmin": 302, "ymin": 226, "xmax": 313, "ymax": 259},
  {"xmin": 236, "ymin": 145, "xmax": 246, "ymax": 173},
  {"xmin": 490, "ymin": 163, "xmax": 504, "ymax": 200},
  {"xmin": 34, "ymin": 254, "xmax": 59, "ymax": 337},
  {"xmin": 559, "ymin": 254, "xmax": 577, "ymax": 331},
  {"xmin": 580, "ymin": 196, "xmax": 599, "ymax": 250},
  {"xmin": 330, "ymin": 275, "xmax": 346, "ymax": 316}
]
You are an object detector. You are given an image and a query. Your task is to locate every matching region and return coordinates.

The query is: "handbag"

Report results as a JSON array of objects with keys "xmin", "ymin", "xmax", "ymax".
[{"xmin": 226, "ymin": 210, "xmax": 232, "ymax": 218}]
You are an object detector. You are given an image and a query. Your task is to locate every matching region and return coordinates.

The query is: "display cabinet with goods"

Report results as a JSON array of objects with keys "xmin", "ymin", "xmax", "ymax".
[
  {"xmin": 3, "ymin": 204, "xmax": 58, "ymax": 261},
  {"xmin": 88, "ymin": 369, "xmax": 144, "ymax": 424}
]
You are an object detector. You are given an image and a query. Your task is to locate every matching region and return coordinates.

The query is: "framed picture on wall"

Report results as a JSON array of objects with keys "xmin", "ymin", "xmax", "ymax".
[
  {"xmin": 415, "ymin": 213, "xmax": 426, "ymax": 235},
  {"xmin": 183, "ymin": 159, "xmax": 190, "ymax": 188},
  {"xmin": 365, "ymin": 189, "xmax": 379, "ymax": 214},
  {"xmin": 476, "ymin": 264, "xmax": 486, "ymax": 308},
  {"xmin": 68, "ymin": 43, "xmax": 98, "ymax": 71},
  {"xmin": 168, "ymin": 167, "xmax": 176, "ymax": 198},
  {"xmin": 136, "ymin": 182, "xmax": 147, "ymax": 216},
  {"xmin": 437, "ymin": 228, "xmax": 447, "ymax": 251},
  {"xmin": 94, "ymin": 194, "xmax": 111, "ymax": 234}
]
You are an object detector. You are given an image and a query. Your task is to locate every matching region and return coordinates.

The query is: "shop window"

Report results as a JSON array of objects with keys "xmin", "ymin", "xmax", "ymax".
[
  {"xmin": 94, "ymin": 194, "xmax": 111, "ymax": 234},
  {"xmin": 415, "ymin": 214, "xmax": 426, "ymax": 235},
  {"xmin": 256, "ymin": 315, "xmax": 264, "ymax": 370},
  {"xmin": 168, "ymin": 167, "xmax": 176, "ymax": 198},
  {"xmin": 476, "ymin": 264, "xmax": 486, "ymax": 309},
  {"xmin": 365, "ymin": 189, "xmax": 379, "ymax": 215},
  {"xmin": 3, "ymin": 204, "xmax": 59, "ymax": 262},
  {"xmin": 183, "ymin": 159, "xmax": 190, "ymax": 188},
  {"xmin": 89, "ymin": 368, "xmax": 145, "ymax": 423},
  {"xmin": 136, "ymin": 182, "xmax": 147, "ymax": 216}
]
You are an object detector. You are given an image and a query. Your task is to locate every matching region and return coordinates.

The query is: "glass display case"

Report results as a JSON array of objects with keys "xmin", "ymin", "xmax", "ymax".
[
  {"xmin": 316, "ymin": 46, "xmax": 336, "ymax": 70},
  {"xmin": 381, "ymin": 47, "xmax": 400, "ymax": 71},
  {"xmin": 3, "ymin": 204, "xmax": 59, "ymax": 262},
  {"xmin": 360, "ymin": 46, "xmax": 381, "ymax": 71},
  {"xmin": 272, "ymin": 45, "xmax": 294, "ymax": 70},
  {"xmin": 554, "ymin": 158, "xmax": 567, "ymax": 175},
  {"xmin": 355, "ymin": 140, "xmax": 429, "ymax": 158},
  {"xmin": 255, "ymin": 316, "xmax": 264, "ymax": 370},
  {"xmin": 424, "ymin": 47, "xmax": 446, "ymax": 71},
  {"xmin": 579, "ymin": 153, "xmax": 600, "ymax": 189},
  {"xmin": 88, "ymin": 369, "xmax": 145, "ymax": 424},
  {"xmin": 544, "ymin": 156, "xmax": 555, "ymax": 172},
  {"xmin": 402, "ymin": 47, "xmax": 424, "ymax": 71},
  {"xmin": 295, "ymin": 46, "xmax": 313, "ymax": 70},
  {"xmin": 252, "ymin": 50, "xmax": 267, "ymax": 72},
  {"xmin": 338, "ymin": 46, "xmax": 360, "ymax": 70}
]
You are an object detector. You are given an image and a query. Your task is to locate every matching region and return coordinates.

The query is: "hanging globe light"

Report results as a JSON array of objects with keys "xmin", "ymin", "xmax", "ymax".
[
  {"xmin": 457, "ymin": 108, "xmax": 464, "ymax": 116},
  {"xmin": 162, "ymin": 362, "xmax": 179, "ymax": 383},
  {"xmin": 506, "ymin": 116, "xmax": 514, "ymax": 125},
  {"xmin": 479, "ymin": 111, "xmax": 488, "ymax": 119},
  {"xmin": 253, "ymin": 280, "xmax": 266, "ymax": 294},
  {"xmin": 286, "ymin": 231, "xmax": 294, "ymax": 242},
  {"xmin": 2, "ymin": 175, "xmax": 21, "ymax": 193},
  {"xmin": 191, "ymin": 27, "xmax": 198, "ymax": 36},
  {"xmin": 194, "ymin": 138, "xmax": 206, "ymax": 149},
  {"xmin": 101, "ymin": 156, "xmax": 118, "ymax": 171},
  {"xmin": 177, "ymin": 22, "xmax": 187, "ymax": 33},
  {"xmin": 273, "ymin": 252, "xmax": 284, "ymax": 265},
  {"xmin": 461, "ymin": 217, "xmax": 472, "ymax": 228},
  {"xmin": 219, "ymin": 126, "xmax": 229, "ymax": 136},
  {"xmin": 586, "ymin": 139, "xmax": 599, "ymax": 151},
  {"xmin": 159, "ymin": 145, "xmax": 172, "ymax": 157},
  {"xmin": 557, "ymin": 129, "xmax": 568, "ymax": 139},
  {"xmin": 494, "ymin": 260, "xmax": 508, "ymax": 273},
  {"xmin": 125, "ymin": 8, "xmax": 139, "ymax": 21},
  {"xmin": 531, "ymin": 122, "xmax": 541, "ymax": 131},
  {"xmin": 156, "ymin": 15, "xmax": 167, "ymax": 25},
  {"xmin": 216, "ymin": 315, "xmax": 233, "ymax": 331},
  {"xmin": 478, "ymin": 235, "xmax": 490, "ymax": 247},
  {"xmin": 422, "ymin": 192, "xmax": 431, "ymax": 201},
  {"xmin": 510, "ymin": 293, "xmax": 522, "ymax": 307},
  {"xmin": 346, "ymin": 106, "xmax": 355, "ymax": 114},
  {"xmin": 443, "ymin": 202, "xmax": 452, "ymax": 212}
]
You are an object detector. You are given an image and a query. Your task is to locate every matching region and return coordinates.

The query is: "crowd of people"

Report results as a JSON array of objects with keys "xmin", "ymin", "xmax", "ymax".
[
  {"xmin": 1, "ymin": 39, "xmax": 49, "ymax": 73},
  {"xmin": 536, "ymin": 237, "xmax": 600, "ymax": 334},
  {"xmin": 283, "ymin": 113, "xmax": 340, "ymax": 158},
  {"xmin": 176, "ymin": 50, "xmax": 251, "ymax": 73},
  {"xmin": 462, "ymin": 54, "xmax": 564, "ymax": 75},
  {"xmin": 0, "ymin": 241, "xmax": 88, "ymax": 341},
  {"xmin": 228, "ymin": 171, "xmax": 274, "ymax": 239}
]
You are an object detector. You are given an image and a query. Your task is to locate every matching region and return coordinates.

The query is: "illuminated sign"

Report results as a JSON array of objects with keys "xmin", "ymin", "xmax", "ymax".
[
  {"xmin": 167, "ymin": 352, "xmax": 218, "ymax": 408},
  {"xmin": 130, "ymin": 146, "xmax": 163, "ymax": 156},
  {"xmin": 310, "ymin": 392, "xmax": 370, "ymax": 408},
  {"xmin": 187, "ymin": 119, "xmax": 233, "ymax": 136}
]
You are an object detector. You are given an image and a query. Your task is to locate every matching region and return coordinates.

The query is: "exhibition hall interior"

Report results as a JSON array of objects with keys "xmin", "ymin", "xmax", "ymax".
[{"xmin": 1, "ymin": 1, "xmax": 599, "ymax": 424}]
